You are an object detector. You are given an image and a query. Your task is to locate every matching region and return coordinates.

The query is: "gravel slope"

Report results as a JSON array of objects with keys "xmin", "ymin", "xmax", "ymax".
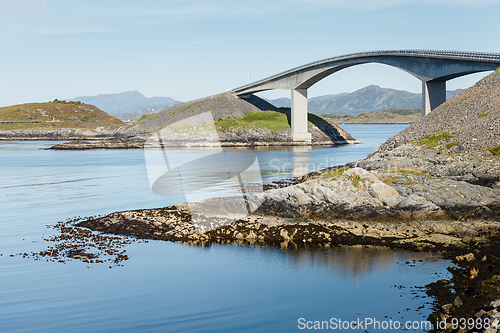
[{"xmin": 378, "ymin": 68, "xmax": 500, "ymax": 153}]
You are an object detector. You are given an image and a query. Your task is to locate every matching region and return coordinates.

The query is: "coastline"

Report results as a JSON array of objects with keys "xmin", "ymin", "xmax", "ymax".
[
  {"xmin": 47, "ymin": 138, "xmax": 361, "ymax": 150},
  {"xmin": 71, "ymin": 159, "xmax": 500, "ymax": 332},
  {"xmin": 337, "ymin": 121, "xmax": 414, "ymax": 125}
]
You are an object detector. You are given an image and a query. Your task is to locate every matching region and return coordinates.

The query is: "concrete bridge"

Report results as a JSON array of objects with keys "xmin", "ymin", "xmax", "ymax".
[{"xmin": 232, "ymin": 50, "xmax": 500, "ymax": 141}]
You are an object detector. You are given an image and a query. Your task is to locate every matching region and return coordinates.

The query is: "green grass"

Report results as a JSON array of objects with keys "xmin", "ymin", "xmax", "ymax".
[
  {"xmin": 380, "ymin": 175, "xmax": 395, "ymax": 184},
  {"xmin": 323, "ymin": 108, "xmax": 422, "ymax": 124},
  {"xmin": 414, "ymin": 133, "xmax": 454, "ymax": 147},
  {"xmin": 487, "ymin": 145, "xmax": 500, "ymax": 156},
  {"xmin": 479, "ymin": 113, "xmax": 489, "ymax": 118},
  {"xmin": 351, "ymin": 174, "xmax": 362, "ymax": 187},
  {"xmin": 445, "ymin": 141, "xmax": 460, "ymax": 149},
  {"xmin": 378, "ymin": 168, "xmax": 435, "ymax": 186},
  {"xmin": 215, "ymin": 111, "xmax": 290, "ymax": 132},
  {"xmin": 381, "ymin": 168, "xmax": 434, "ymax": 179},
  {"xmin": 321, "ymin": 167, "xmax": 348, "ymax": 180},
  {"xmin": 133, "ymin": 112, "xmax": 155, "ymax": 125},
  {"xmin": 393, "ymin": 169, "xmax": 433, "ymax": 178}
]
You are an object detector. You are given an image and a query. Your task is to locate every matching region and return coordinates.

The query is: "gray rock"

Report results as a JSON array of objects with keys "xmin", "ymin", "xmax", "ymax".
[
  {"xmin": 476, "ymin": 309, "xmax": 488, "ymax": 318},
  {"xmin": 367, "ymin": 182, "xmax": 401, "ymax": 207},
  {"xmin": 442, "ymin": 304, "xmax": 454, "ymax": 315}
]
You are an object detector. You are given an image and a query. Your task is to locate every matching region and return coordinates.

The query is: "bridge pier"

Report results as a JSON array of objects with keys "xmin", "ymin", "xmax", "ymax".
[
  {"xmin": 291, "ymin": 89, "xmax": 312, "ymax": 142},
  {"xmin": 422, "ymin": 80, "xmax": 446, "ymax": 116}
]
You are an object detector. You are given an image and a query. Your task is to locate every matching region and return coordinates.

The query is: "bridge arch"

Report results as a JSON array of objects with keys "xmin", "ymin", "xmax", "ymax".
[{"xmin": 233, "ymin": 50, "xmax": 500, "ymax": 141}]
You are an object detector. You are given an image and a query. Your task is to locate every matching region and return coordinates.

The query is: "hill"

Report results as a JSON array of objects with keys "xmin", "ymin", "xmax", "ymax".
[
  {"xmin": 120, "ymin": 93, "xmax": 356, "ymax": 145},
  {"xmin": 69, "ymin": 91, "xmax": 181, "ymax": 119},
  {"xmin": 347, "ymin": 68, "xmax": 500, "ymax": 188},
  {"xmin": 266, "ymin": 85, "xmax": 463, "ymax": 115},
  {"xmin": 378, "ymin": 69, "xmax": 500, "ymax": 153},
  {"xmin": 0, "ymin": 100, "xmax": 125, "ymax": 131},
  {"xmin": 324, "ymin": 108, "xmax": 422, "ymax": 124},
  {"xmin": 124, "ymin": 92, "xmax": 276, "ymax": 136}
]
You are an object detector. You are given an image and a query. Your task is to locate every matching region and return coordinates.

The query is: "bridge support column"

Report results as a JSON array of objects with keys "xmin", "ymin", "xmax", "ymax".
[
  {"xmin": 291, "ymin": 89, "xmax": 312, "ymax": 142},
  {"xmin": 422, "ymin": 80, "xmax": 446, "ymax": 116}
]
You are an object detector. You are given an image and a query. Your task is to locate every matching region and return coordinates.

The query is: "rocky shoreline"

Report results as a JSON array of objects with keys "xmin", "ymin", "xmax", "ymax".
[
  {"xmin": 47, "ymin": 124, "xmax": 360, "ymax": 150},
  {"xmin": 75, "ymin": 164, "xmax": 500, "ymax": 332},
  {"xmin": 77, "ymin": 166, "xmax": 500, "ymax": 248},
  {"xmin": 0, "ymin": 128, "xmax": 119, "ymax": 141},
  {"xmin": 45, "ymin": 68, "xmax": 500, "ymax": 331},
  {"xmin": 48, "ymin": 138, "xmax": 359, "ymax": 150}
]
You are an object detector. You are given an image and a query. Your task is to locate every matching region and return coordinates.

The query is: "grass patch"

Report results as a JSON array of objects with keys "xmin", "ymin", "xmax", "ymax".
[
  {"xmin": 216, "ymin": 111, "xmax": 290, "ymax": 132},
  {"xmin": 321, "ymin": 167, "xmax": 348, "ymax": 180},
  {"xmin": 323, "ymin": 108, "xmax": 421, "ymax": 124},
  {"xmin": 380, "ymin": 175, "xmax": 395, "ymax": 184},
  {"xmin": 135, "ymin": 112, "xmax": 155, "ymax": 124},
  {"xmin": 487, "ymin": 145, "xmax": 500, "ymax": 156},
  {"xmin": 383, "ymin": 168, "xmax": 434, "ymax": 179},
  {"xmin": 414, "ymin": 132, "xmax": 454, "ymax": 147},
  {"xmin": 445, "ymin": 141, "xmax": 460, "ymax": 149},
  {"xmin": 351, "ymin": 174, "xmax": 361, "ymax": 187}
]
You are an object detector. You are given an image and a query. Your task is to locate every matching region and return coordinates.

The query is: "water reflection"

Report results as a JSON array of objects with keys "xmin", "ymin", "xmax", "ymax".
[
  {"xmin": 207, "ymin": 242, "xmax": 445, "ymax": 282},
  {"xmin": 280, "ymin": 244, "xmax": 443, "ymax": 279},
  {"xmin": 290, "ymin": 147, "xmax": 310, "ymax": 178}
]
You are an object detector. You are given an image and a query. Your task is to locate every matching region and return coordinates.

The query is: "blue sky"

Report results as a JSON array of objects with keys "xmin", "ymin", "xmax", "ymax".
[{"xmin": 1, "ymin": 0, "xmax": 499, "ymax": 106}]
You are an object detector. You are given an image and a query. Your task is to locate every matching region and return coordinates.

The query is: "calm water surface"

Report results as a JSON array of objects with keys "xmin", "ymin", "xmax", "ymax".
[{"xmin": 0, "ymin": 125, "xmax": 451, "ymax": 332}]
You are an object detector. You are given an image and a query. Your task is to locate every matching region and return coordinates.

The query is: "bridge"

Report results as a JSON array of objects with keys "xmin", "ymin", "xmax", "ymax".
[{"xmin": 232, "ymin": 50, "xmax": 500, "ymax": 141}]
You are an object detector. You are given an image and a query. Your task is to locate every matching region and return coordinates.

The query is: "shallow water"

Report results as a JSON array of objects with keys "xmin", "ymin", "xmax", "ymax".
[{"xmin": 0, "ymin": 125, "xmax": 451, "ymax": 332}]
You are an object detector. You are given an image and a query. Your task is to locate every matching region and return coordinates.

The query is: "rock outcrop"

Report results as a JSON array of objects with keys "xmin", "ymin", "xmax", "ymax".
[
  {"xmin": 78, "ymin": 167, "xmax": 500, "ymax": 250},
  {"xmin": 0, "ymin": 128, "xmax": 119, "ymax": 141},
  {"xmin": 49, "ymin": 137, "xmax": 146, "ymax": 150}
]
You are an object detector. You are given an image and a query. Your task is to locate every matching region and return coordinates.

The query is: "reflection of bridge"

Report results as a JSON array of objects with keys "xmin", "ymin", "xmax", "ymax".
[{"xmin": 232, "ymin": 50, "xmax": 500, "ymax": 141}]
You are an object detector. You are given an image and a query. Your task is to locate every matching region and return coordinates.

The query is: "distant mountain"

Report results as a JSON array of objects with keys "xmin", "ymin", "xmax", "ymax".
[
  {"xmin": 266, "ymin": 97, "xmax": 296, "ymax": 108},
  {"xmin": 121, "ymin": 103, "xmax": 182, "ymax": 120},
  {"xmin": 446, "ymin": 88, "xmax": 464, "ymax": 100},
  {"xmin": 265, "ymin": 86, "xmax": 464, "ymax": 115},
  {"xmin": 69, "ymin": 91, "xmax": 181, "ymax": 119}
]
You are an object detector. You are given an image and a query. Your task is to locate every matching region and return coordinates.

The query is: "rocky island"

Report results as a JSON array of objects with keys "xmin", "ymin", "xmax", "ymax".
[
  {"xmin": 48, "ymin": 92, "xmax": 358, "ymax": 149},
  {"xmin": 0, "ymin": 100, "xmax": 125, "ymax": 140}
]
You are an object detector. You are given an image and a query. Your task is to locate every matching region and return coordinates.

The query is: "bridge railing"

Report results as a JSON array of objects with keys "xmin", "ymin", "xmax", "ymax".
[{"xmin": 232, "ymin": 50, "xmax": 500, "ymax": 93}]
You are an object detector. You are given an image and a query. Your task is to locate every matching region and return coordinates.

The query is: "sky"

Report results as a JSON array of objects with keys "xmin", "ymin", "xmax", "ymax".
[{"xmin": 1, "ymin": 0, "xmax": 499, "ymax": 106}]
